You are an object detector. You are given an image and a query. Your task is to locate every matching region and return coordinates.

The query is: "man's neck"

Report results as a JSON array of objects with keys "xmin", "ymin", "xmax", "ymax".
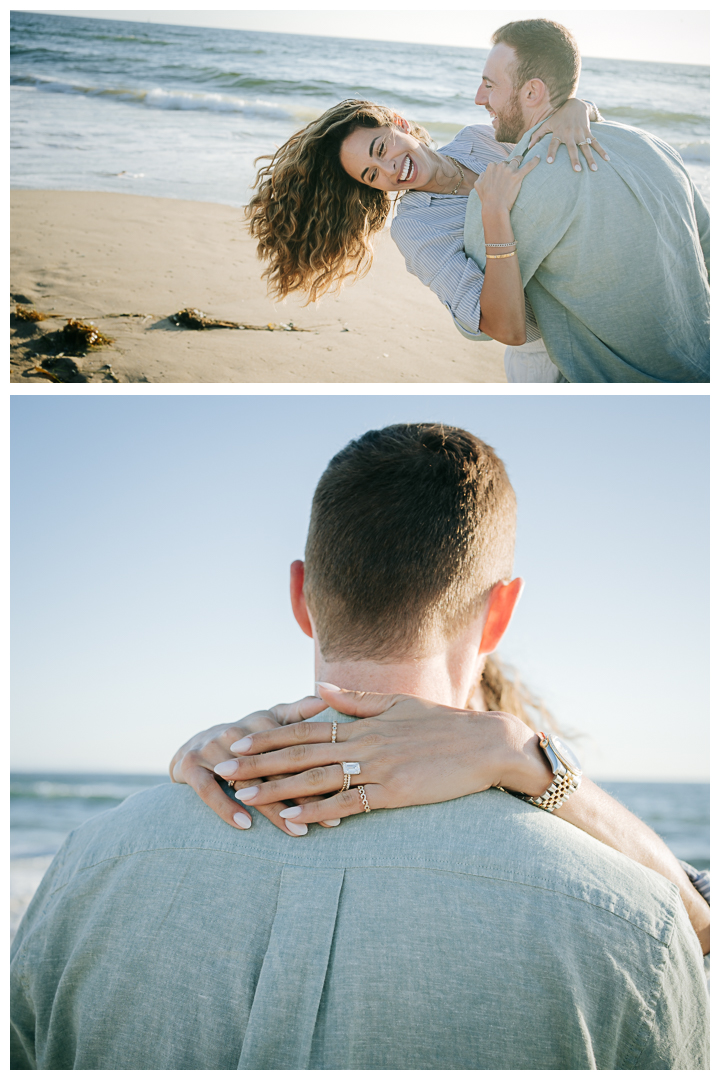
[
  {"xmin": 315, "ymin": 638, "xmax": 484, "ymax": 711},
  {"xmin": 517, "ymin": 103, "xmax": 556, "ymax": 142}
]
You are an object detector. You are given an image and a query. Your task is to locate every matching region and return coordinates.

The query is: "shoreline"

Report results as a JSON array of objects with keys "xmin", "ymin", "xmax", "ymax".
[{"xmin": 10, "ymin": 189, "xmax": 506, "ymax": 384}]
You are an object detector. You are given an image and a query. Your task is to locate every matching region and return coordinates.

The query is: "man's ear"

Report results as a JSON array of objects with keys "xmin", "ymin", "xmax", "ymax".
[
  {"xmin": 290, "ymin": 559, "xmax": 314, "ymax": 639},
  {"xmin": 478, "ymin": 577, "xmax": 524, "ymax": 655},
  {"xmin": 523, "ymin": 78, "xmax": 549, "ymax": 107}
]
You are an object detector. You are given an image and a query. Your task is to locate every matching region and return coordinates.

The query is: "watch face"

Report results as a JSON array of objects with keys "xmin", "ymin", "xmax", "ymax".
[{"xmin": 551, "ymin": 736, "xmax": 582, "ymax": 774}]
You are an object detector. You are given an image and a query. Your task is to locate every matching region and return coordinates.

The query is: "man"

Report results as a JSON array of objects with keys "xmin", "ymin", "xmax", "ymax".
[
  {"xmin": 462, "ymin": 19, "xmax": 710, "ymax": 382},
  {"xmin": 11, "ymin": 424, "xmax": 709, "ymax": 1069}
]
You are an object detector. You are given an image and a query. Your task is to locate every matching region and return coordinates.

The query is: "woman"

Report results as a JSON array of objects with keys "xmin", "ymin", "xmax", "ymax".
[
  {"xmin": 247, "ymin": 97, "xmax": 607, "ymax": 382},
  {"xmin": 170, "ymin": 666, "xmax": 710, "ymax": 957}
]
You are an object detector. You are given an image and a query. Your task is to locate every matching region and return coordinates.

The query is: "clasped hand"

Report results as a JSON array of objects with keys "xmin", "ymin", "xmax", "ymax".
[{"xmin": 169, "ymin": 685, "xmax": 552, "ymax": 836}]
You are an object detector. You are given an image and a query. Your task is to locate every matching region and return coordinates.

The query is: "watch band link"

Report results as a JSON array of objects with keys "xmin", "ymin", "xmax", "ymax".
[{"xmin": 526, "ymin": 770, "xmax": 581, "ymax": 812}]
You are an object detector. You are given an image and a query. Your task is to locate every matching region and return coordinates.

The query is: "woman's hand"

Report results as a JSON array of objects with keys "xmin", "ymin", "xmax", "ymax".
[
  {"xmin": 213, "ymin": 685, "xmax": 550, "ymax": 825},
  {"xmin": 474, "ymin": 154, "xmax": 541, "ymax": 214},
  {"xmin": 169, "ymin": 695, "xmax": 334, "ymax": 835},
  {"xmin": 528, "ymin": 97, "xmax": 609, "ymax": 171}
]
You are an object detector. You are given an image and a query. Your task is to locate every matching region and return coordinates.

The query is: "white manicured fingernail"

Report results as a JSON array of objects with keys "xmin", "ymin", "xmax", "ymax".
[
  {"xmin": 285, "ymin": 821, "xmax": 308, "ymax": 836},
  {"xmin": 214, "ymin": 760, "xmax": 238, "ymax": 776},
  {"xmin": 591, "ymin": 163, "xmax": 597, "ymax": 171},
  {"xmin": 235, "ymin": 786, "xmax": 258, "ymax": 801},
  {"xmin": 322, "ymin": 819, "xmax": 341, "ymax": 827},
  {"xmin": 546, "ymin": 156, "xmax": 553, "ymax": 163},
  {"xmin": 279, "ymin": 806, "xmax": 303, "ymax": 818},
  {"xmin": 233, "ymin": 813, "xmax": 251, "ymax": 829},
  {"xmin": 574, "ymin": 164, "xmax": 582, "ymax": 172},
  {"xmin": 229, "ymin": 736, "xmax": 252, "ymax": 753},
  {"xmin": 316, "ymin": 682, "xmax": 341, "ymax": 691}
]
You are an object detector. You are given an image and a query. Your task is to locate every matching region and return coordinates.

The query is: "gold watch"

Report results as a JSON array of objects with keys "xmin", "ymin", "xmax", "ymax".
[{"xmin": 520, "ymin": 732, "xmax": 582, "ymax": 812}]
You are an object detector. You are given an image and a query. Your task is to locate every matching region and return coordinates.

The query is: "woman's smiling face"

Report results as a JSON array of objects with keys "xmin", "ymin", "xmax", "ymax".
[{"xmin": 339, "ymin": 124, "xmax": 434, "ymax": 192}]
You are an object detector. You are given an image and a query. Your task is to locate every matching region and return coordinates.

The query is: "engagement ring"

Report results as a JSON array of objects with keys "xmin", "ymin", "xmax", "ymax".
[{"xmin": 340, "ymin": 761, "xmax": 361, "ymax": 793}]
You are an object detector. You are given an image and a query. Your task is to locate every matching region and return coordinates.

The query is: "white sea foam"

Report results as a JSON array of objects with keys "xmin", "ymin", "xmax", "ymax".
[
  {"xmin": 677, "ymin": 140, "xmax": 710, "ymax": 163},
  {"xmin": 142, "ymin": 86, "xmax": 290, "ymax": 120}
]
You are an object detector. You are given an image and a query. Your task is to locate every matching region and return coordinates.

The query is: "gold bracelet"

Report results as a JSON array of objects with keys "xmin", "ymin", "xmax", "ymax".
[{"xmin": 485, "ymin": 251, "xmax": 518, "ymax": 259}]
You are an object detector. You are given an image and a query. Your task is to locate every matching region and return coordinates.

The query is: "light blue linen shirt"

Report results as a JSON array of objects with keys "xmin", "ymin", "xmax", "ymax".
[
  {"xmin": 11, "ymin": 711, "xmax": 709, "ymax": 1070},
  {"xmin": 464, "ymin": 121, "xmax": 710, "ymax": 382}
]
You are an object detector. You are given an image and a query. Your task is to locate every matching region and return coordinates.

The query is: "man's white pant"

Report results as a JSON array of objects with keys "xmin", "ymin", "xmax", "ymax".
[{"xmin": 504, "ymin": 338, "xmax": 567, "ymax": 383}]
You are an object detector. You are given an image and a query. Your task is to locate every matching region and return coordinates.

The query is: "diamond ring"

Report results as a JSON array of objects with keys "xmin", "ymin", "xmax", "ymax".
[{"xmin": 340, "ymin": 761, "xmax": 361, "ymax": 793}]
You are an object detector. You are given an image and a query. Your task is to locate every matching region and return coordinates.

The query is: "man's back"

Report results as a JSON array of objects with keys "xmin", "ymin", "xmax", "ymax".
[
  {"xmin": 465, "ymin": 121, "xmax": 710, "ymax": 383},
  {"xmin": 11, "ymin": 720, "xmax": 709, "ymax": 1070}
]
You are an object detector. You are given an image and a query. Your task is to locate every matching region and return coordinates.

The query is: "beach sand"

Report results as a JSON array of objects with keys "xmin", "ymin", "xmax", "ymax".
[{"xmin": 10, "ymin": 190, "xmax": 507, "ymax": 384}]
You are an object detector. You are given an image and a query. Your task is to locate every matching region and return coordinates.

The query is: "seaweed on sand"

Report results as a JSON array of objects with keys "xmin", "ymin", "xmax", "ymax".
[
  {"xmin": 171, "ymin": 308, "xmax": 310, "ymax": 331},
  {"xmin": 14, "ymin": 305, "xmax": 48, "ymax": 322},
  {"xmin": 59, "ymin": 319, "xmax": 115, "ymax": 352},
  {"xmin": 34, "ymin": 319, "xmax": 115, "ymax": 357}
]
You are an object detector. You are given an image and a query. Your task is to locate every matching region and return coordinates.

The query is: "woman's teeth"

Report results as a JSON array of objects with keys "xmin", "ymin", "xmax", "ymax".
[{"xmin": 399, "ymin": 155, "xmax": 413, "ymax": 182}]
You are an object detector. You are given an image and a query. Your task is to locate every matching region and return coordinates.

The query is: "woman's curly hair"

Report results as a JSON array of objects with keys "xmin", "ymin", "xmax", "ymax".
[{"xmin": 246, "ymin": 99, "xmax": 432, "ymax": 303}]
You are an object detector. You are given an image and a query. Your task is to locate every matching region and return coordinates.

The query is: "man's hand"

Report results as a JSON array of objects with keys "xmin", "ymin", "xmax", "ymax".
[{"xmin": 169, "ymin": 696, "xmax": 332, "ymax": 835}]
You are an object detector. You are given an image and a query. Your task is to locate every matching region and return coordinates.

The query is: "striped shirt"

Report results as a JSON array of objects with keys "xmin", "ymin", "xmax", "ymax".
[{"xmin": 390, "ymin": 124, "xmax": 542, "ymax": 343}]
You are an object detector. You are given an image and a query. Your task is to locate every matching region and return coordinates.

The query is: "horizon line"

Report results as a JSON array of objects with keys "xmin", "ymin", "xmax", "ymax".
[
  {"xmin": 10, "ymin": 769, "xmax": 711, "ymax": 784},
  {"xmin": 18, "ymin": 11, "xmax": 710, "ymax": 71}
]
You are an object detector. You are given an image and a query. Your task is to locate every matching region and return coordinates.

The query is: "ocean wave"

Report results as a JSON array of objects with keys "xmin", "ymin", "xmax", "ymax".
[
  {"xmin": 602, "ymin": 106, "xmax": 709, "ymax": 127},
  {"xmin": 677, "ymin": 140, "xmax": 710, "ymax": 162},
  {"xmin": 142, "ymin": 87, "xmax": 290, "ymax": 118},
  {"xmin": 11, "ymin": 74, "xmax": 295, "ymax": 120},
  {"xmin": 85, "ymin": 33, "xmax": 172, "ymax": 47}
]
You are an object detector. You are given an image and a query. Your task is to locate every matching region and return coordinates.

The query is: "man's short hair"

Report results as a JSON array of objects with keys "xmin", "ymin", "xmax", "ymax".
[
  {"xmin": 492, "ymin": 19, "xmax": 581, "ymax": 108},
  {"xmin": 303, "ymin": 423, "xmax": 517, "ymax": 661}
]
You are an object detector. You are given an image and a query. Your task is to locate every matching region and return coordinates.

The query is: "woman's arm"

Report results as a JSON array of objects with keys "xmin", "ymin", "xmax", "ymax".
[
  {"xmin": 474, "ymin": 156, "xmax": 540, "ymax": 344},
  {"xmin": 204, "ymin": 685, "xmax": 708, "ymax": 954}
]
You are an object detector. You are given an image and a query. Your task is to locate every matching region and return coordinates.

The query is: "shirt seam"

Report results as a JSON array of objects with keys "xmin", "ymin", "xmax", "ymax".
[{"xmin": 52, "ymin": 844, "xmax": 674, "ymax": 944}]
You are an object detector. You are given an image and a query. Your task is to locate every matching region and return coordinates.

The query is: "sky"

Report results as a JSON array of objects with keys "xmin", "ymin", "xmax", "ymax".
[
  {"xmin": 31, "ymin": 5, "xmax": 710, "ymax": 65},
  {"xmin": 11, "ymin": 395, "xmax": 709, "ymax": 780}
]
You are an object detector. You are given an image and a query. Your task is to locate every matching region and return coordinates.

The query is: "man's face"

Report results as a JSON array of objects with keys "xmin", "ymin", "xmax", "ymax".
[{"xmin": 475, "ymin": 43, "xmax": 526, "ymax": 144}]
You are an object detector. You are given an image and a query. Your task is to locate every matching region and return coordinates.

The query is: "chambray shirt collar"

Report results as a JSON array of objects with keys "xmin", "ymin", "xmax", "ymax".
[{"xmin": 512, "ymin": 118, "xmax": 547, "ymax": 161}]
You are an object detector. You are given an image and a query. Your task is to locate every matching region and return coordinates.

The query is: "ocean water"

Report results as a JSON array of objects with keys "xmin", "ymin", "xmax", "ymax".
[
  {"xmin": 10, "ymin": 11, "xmax": 710, "ymax": 208},
  {"xmin": 10, "ymin": 773, "xmax": 709, "ymax": 940}
]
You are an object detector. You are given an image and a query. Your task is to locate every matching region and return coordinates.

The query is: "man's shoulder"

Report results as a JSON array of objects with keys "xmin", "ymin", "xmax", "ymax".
[
  {"xmin": 514, "ymin": 121, "xmax": 686, "ymax": 201},
  {"xmin": 48, "ymin": 781, "xmax": 680, "ymax": 949},
  {"xmin": 46, "ymin": 782, "xmax": 235, "ymax": 887},
  {"xmin": 419, "ymin": 790, "xmax": 681, "ymax": 944}
]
